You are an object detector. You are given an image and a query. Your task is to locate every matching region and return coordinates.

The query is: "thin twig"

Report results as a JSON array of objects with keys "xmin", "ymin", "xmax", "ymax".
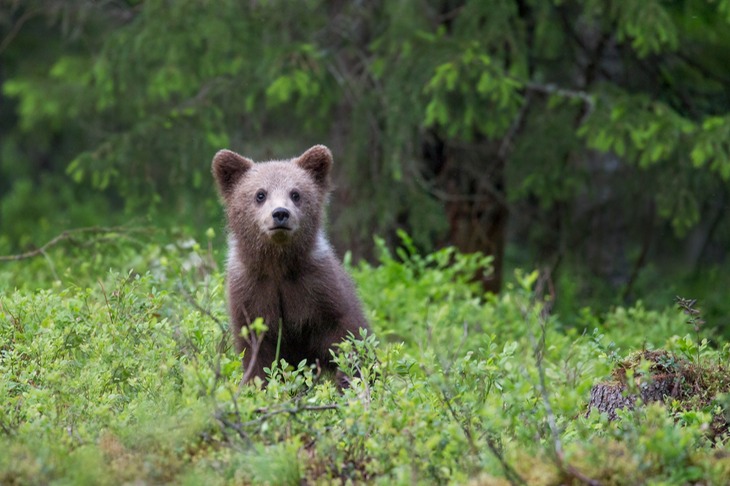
[
  {"xmin": 97, "ymin": 280, "xmax": 115, "ymax": 327},
  {"xmin": 178, "ymin": 285, "xmax": 227, "ymax": 334},
  {"xmin": 523, "ymin": 81, "xmax": 594, "ymax": 109},
  {"xmin": 184, "ymin": 282, "xmax": 263, "ymax": 389},
  {"xmin": 523, "ymin": 271, "xmax": 602, "ymax": 486},
  {"xmin": 40, "ymin": 249, "xmax": 60, "ymax": 281},
  {"xmin": 215, "ymin": 410, "xmax": 250, "ymax": 441},
  {"xmin": 0, "ymin": 226, "xmax": 153, "ymax": 262},
  {"xmin": 241, "ymin": 332, "xmax": 264, "ymax": 385},
  {"xmin": 179, "ymin": 284, "xmax": 229, "ymax": 357},
  {"xmin": 440, "ymin": 321, "xmax": 470, "ymax": 376},
  {"xmin": 0, "ymin": 7, "xmax": 39, "ymax": 55},
  {"xmin": 439, "ymin": 388, "xmax": 527, "ymax": 486},
  {"xmin": 241, "ymin": 403, "xmax": 339, "ymax": 428},
  {"xmin": 498, "ymin": 91, "xmax": 533, "ymax": 161}
]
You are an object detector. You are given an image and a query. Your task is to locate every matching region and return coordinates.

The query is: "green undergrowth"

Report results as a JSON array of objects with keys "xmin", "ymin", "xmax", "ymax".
[{"xmin": 1, "ymin": 230, "xmax": 729, "ymax": 484}]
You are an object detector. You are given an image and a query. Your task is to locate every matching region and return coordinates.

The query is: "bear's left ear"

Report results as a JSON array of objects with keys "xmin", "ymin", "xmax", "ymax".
[
  {"xmin": 296, "ymin": 145, "xmax": 332, "ymax": 189},
  {"xmin": 212, "ymin": 149, "xmax": 254, "ymax": 200}
]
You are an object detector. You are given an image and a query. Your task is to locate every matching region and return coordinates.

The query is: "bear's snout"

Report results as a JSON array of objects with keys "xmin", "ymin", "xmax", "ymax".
[{"xmin": 272, "ymin": 207, "xmax": 290, "ymax": 226}]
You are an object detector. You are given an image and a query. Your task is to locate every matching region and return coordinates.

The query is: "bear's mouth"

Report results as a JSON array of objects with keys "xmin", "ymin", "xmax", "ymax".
[
  {"xmin": 268, "ymin": 226, "xmax": 294, "ymax": 240},
  {"xmin": 268, "ymin": 226, "xmax": 293, "ymax": 243}
]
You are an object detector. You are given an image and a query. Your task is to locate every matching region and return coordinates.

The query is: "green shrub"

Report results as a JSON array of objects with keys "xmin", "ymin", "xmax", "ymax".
[{"xmin": 0, "ymin": 229, "xmax": 728, "ymax": 484}]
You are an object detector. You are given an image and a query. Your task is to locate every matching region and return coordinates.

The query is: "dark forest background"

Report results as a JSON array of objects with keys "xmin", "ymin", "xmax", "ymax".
[{"xmin": 2, "ymin": 0, "xmax": 730, "ymax": 331}]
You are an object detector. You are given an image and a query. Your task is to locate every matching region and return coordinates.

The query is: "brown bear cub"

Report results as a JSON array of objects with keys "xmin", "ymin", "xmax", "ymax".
[{"xmin": 212, "ymin": 145, "xmax": 370, "ymax": 386}]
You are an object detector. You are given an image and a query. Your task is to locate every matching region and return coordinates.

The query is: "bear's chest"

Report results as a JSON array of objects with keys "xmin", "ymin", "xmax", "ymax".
[{"xmin": 242, "ymin": 273, "xmax": 332, "ymax": 329}]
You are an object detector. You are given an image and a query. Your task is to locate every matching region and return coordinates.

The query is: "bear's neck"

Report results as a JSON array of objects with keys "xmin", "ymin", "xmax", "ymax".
[{"xmin": 228, "ymin": 232, "xmax": 320, "ymax": 280}]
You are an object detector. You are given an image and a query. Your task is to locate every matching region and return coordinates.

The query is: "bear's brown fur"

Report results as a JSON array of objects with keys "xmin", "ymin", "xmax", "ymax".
[{"xmin": 212, "ymin": 145, "xmax": 369, "ymax": 386}]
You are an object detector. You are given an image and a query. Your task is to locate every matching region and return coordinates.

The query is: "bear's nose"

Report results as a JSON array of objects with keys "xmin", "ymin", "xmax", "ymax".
[{"xmin": 272, "ymin": 207, "xmax": 290, "ymax": 225}]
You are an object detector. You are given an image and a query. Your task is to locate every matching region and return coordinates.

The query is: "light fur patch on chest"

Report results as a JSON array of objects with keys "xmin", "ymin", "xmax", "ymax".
[{"xmin": 312, "ymin": 230, "xmax": 333, "ymax": 261}]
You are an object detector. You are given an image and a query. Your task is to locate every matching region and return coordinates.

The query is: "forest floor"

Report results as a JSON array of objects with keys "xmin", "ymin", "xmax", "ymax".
[{"xmin": 1, "ymin": 229, "xmax": 729, "ymax": 484}]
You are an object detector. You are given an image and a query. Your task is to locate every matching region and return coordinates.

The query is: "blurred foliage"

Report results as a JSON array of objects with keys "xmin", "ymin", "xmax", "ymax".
[
  {"xmin": 1, "ymin": 232, "xmax": 730, "ymax": 483},
  {"xmin": 1, "ymin": 2, "xmax": 730, "ymax": 325}
]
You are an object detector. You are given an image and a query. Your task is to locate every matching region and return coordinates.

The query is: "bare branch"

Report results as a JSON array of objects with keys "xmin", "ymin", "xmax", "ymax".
[
  {"xmin": 522, "ymin": 273, "xmax": 601, "ymax": 486},
  {"xmin": 240, "ymin": 331, "xmax": 264, "ymax": 385},
  {"xmin": 242, "ymin": 403, "xmax": 339, "ymax": 429},
  {"xmin": 0, "ymin": 7, "xmax": 40, "ymax": 55},
  {"xmin": 215, "ymin": 409, "xmax": 251, "ymax": 442},
  {"xmin": 498, "ymin": 92, "xmax": 533, "ymax": 161},
  {"xmin": 97, "ymin": 279, "xmax": 115, "ymax": 327},
  {"xmin": 524, "ymin": 81, "xmax": 595, "ymax": 123},
  {"xmin": 439, "ymin": 387, "xmax": 527, "ymax": 486},
  {"xmin": 0, "ymin": 226, "xmax": 153, "ymax": 262},
  {"xmin": 179, "ymin": 285, "xmax": 227, "ymax": 334}
]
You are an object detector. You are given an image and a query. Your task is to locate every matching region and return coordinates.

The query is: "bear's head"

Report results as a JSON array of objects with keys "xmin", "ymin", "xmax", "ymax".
[{"xmin": 212, "ymin": 145, "xmax": 333, "ymax": 255}]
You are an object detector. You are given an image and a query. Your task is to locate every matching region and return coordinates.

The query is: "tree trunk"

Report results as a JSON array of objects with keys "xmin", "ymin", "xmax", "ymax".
[
  {"xmin": 423, "ymin": 136, "xmax": 507, "ymax": 294},
  {"xmin": 443, "ymin": 173, "xmax": 507, "ymax": 294}
]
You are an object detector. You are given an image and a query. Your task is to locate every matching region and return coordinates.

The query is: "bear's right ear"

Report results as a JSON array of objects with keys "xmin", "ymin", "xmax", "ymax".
[{"xmin": 212, "ymin": 149, "xmax": 254, "ymax": 199}]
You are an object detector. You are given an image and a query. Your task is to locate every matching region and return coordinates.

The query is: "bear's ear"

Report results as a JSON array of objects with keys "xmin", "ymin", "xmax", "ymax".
[
  {"xmin": 296, "ymin": 145, "xmax": 332, "ymax": 189},
  {"xmin": 212, "ymin": 149, "xmax": 254, "ymax": 199}
]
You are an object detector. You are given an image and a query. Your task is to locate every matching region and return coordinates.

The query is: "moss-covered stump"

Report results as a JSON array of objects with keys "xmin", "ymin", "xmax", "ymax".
[{"xmin": 588, "ymin": 350, "xmax": 730, "ymax": 436}]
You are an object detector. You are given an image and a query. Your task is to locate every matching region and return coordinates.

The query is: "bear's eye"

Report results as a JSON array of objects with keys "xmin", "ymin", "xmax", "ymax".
[
  {"xmin": 255, "ymin": 190, "xmax": 266, "ymax": 203},
  {"xmin": 290, "ymin": 190, "xmax": 301, "ymax": 203}
]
